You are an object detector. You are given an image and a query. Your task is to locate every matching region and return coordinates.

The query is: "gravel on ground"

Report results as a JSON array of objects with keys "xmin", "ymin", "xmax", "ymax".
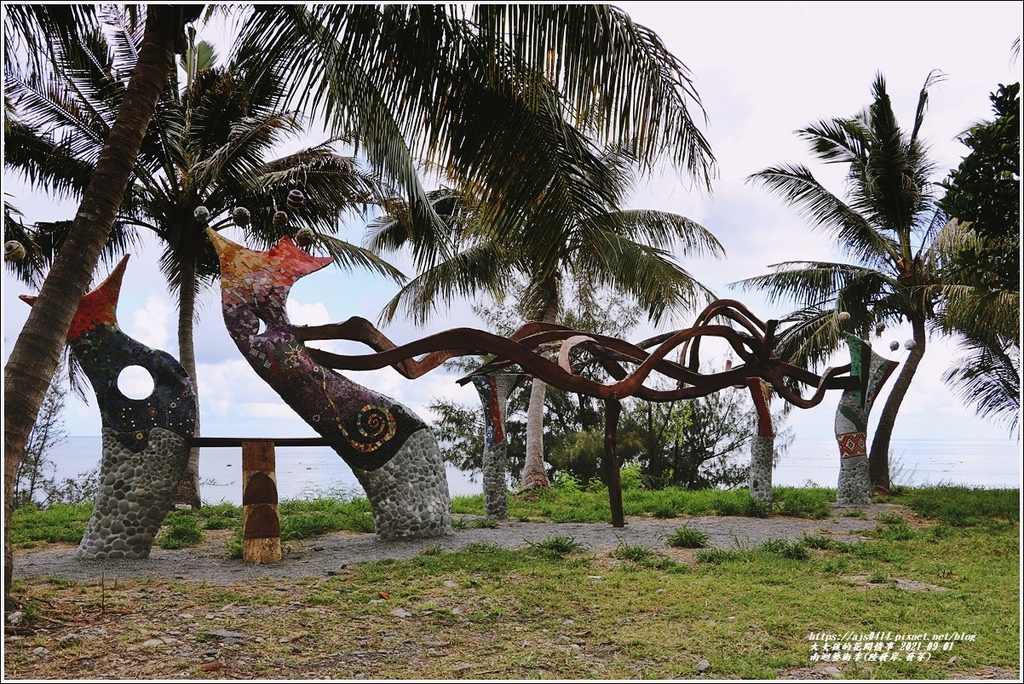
[{"xmin": 11, "ymin": 504, "xmax": 909, "ymax": 585}]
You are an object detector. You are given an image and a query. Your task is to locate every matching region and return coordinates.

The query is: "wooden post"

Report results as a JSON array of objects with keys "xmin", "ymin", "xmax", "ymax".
[
  {"xmin": 241, "ymin": 440, "xmax": 282, "ymax": 563},
  {"xmin": 604, "ymin": 399, "xmax": 624, "ymax": 528}
]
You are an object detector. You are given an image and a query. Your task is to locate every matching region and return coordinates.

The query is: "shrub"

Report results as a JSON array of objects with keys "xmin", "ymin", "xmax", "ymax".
[
  {"xmin": 744, "ymin": 496, "xmax": 770, "ymax": 518},
  {"xmin": 695, "ymin": 548, "xmax": 746, "ymax": 564},
  {"xmin": 667, "ymin": 525, "xmax": 710, "ymax": 549},
  {"xmin": 527, "ymin": 535, "xmax": 585, "ymax": 559},
  {"xmin": 619, "ymin": 463, "xmax": 645, "ymax": 491},
  {"xmin": 800, "ymin": 534, "xmax": 833, "ymax": 550},
  {"xmin": 552, "ymin": 471, "xmax": 583, "ymax": 493},
  {"xmin": 760, "ymin": 538, "xmax": 810, "ymax": 560},
  {"xmin": 611, "ymin": 543, "xmax": 655, "ymax": 563}
]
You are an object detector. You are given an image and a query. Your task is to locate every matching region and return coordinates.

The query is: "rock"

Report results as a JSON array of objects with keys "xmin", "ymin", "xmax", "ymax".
[
  {"xmin": 57, "ymin": 634, "xmax": 82, "ymax": 647},
  {"xmin": 696, "ymin": 658, "xmax": 711, "ymax": 673},
  {"xmin": 390, "ymin": 608, "xmax": 413, "ymax": 618},
  {"xmin": 210, "ymin": 629, "xmax": 248, "ymax": 641},
  {"xmin": 7, "ymin": 611, "xmax": 23, "ymax": 626},
  {"xmin": 142, "ymin": 638, "xmax": 165, "ymax": 648}
]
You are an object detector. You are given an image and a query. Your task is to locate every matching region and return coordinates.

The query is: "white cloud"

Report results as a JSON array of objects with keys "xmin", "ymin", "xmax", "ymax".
[
  {"xmin": 128, "ymin": 295, "xmax": 173, "ymax": 351},
  {"xmin": 286, "ymin": 299, "xmax": 331, "ymax": 327}
]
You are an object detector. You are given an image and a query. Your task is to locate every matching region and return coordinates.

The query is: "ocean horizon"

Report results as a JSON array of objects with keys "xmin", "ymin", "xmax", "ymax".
[{"xmin": 35, "ymin": 434, "xmax": 1022, "ymax": 508}]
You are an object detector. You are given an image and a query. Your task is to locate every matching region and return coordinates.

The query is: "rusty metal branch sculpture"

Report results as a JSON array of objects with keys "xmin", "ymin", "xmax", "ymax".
[
  {"xmin": 295, "ymin": 294, "xmax": 894, "ymax": 511},
  {"xmin": 296, "ymin": 298, "xmax": 859, "ymax": 409}
]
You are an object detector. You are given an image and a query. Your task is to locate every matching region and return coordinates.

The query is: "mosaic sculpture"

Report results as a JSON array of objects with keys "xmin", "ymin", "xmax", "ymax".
[
  {"xmin": 835, "ymin": 334, "xmax": 899, "ymax": 505},
  {"xmin": 207, "ymin": 230, "xmax": 452, "ymax": 539},
  {"xmin": 471, "ymin": 373, "xmax": 524, "ymax": 518},
  {"xmin": 20, "ymin": 256, "xmax": 196, "ymax": 559}
]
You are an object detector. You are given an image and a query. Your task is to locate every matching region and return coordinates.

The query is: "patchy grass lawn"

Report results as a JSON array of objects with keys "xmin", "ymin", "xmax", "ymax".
[{"xmin": 4, "ymin": 487, "xmax": 1019, "ymax": 680}]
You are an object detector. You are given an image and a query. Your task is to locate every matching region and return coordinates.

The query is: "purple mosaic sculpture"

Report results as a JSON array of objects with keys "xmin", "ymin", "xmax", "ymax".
[{"xmin": 208, "ymin": 230, "xmax": 451, "ymax": 539}]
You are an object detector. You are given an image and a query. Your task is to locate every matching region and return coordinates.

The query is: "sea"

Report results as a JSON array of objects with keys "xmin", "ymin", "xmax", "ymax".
[{"xmin": 36, "ymin": 435, "xmax": 1022, "ymax": 507}]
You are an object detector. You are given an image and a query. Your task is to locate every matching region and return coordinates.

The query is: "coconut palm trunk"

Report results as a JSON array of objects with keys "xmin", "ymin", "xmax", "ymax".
[
  {"xmin": 520, "ymin": 376, "xmax": 553, "ymax": 491},
  {"xmin": 173, "ymin": 244, "xmax": 203, "ymax": 509},
  {"xmin": 4, "ymin": 5, "xmax": 198, "ymax": 597},
  {"xmin": 519, "ymin": 298, "xmax": 560, "ymax": 491},
  {"xmin": 868, "ymin": 315, "xmax": 927, "ymax": 491}
]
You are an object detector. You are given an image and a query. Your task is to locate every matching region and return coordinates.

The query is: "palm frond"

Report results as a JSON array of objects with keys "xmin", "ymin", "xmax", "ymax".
[
  {"xmin": 942, "ymin": 338, "xmax": 1020, "ymax": 437},
  {"xmin": 587, "ymin": 209, "xmax": 725, "ymax": 258},
  {"xmin": 732, "ymin": 261, "xmax": 890, "ymax": 308},
  {"xmin": 773, "ymin": 307, "xmax": 847, "ymax": 372},
  {"xmin": 313, "ymin": 235, "xmax": 406, "ymax": 284},
  {"xmin": 472, "ymin": 4, "xmax": 716, "ymax": 183},
  {"xmin": 572, "ymin": 229, "xmax": 717, "ymax": 324},
  {"xmin": 3, "ymin": 116, "xmax": 97, "ymax": 200},
  {"xmin": 3, "ymin": 4, "xmax": 99, "ymax": 80},
  {"xmin": 747, "ymin": 164, "xmax": 899, "ymax": 266},
  {"xmin": 797, "ymin": 116, "xmax": 869, "ymax": 167},
  {"xmin": 377, "ymin": 240, "xmax": 516, "ymax": 325},
  {"xmin": 937, "ymin": 284, "xmax": 1020, "ymax": 345}
]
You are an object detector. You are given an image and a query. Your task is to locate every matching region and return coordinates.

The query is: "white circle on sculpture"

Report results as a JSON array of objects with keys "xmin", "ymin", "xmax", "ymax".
[{"xmin": 118, "ymin": 365, "xmax": 155, "ymax": 400}]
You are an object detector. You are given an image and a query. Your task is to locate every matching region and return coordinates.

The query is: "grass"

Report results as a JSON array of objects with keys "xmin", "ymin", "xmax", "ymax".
[
  {"xmin": 879, "ymin": 486, "xmax": 1019, "ymax": 526},
  {"xmin": 451, "ymin": 484, "xmax": 836, "ymax": 522},
  {"xmin": 155, "ymin": 511, "xmax": 204, "ymax": 549},
  {"xmin": 5, "ymin": 485, "xmax": 1020, "ymax": 680},
  {"xmin": 666, "ymin": 525, "xmax": 710, "ymax": 548},
  {"xmin": 9, "ymin": 495, "xmax": 378, "ymax": 553},
  {"xmin": 9, "ymin": 502, "xmax": 91, "ymax": 546}
]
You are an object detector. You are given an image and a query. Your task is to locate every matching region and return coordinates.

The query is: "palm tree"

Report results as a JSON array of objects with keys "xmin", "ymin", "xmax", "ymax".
[
  {"xmin": 736, "ymin": 72, "xmax": 947, "ymax": 491},
  {"xmin": 934, "ymin": 80, "xmax": 1020, "ymax": 436},
  {"xmin": 5, "ymin": 10, "xmax": 401, "ymax": 507},
  {"xmin": 233, "ymin": 4, "xmax": 716, "ymax": 264},
  {"xmin": 368, "ymin": 114, "xmax": 723, "ymax": 490},
  {"xmin": 3, "ymin": 3, "xmax": 202, "ymax": 598}
]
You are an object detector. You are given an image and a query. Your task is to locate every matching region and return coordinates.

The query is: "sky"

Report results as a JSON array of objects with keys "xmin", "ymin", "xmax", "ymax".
[{"xmin": 3, "ymin": 2, "xmax": 1022, "ymax": 459}]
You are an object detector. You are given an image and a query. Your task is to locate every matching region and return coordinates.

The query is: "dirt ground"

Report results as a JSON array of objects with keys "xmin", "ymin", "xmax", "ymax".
[
  {"xmin": 5, "ymin": 505, "xmax": 1020, "ymax": 681},
  {"xmin": 10, "ymin": 505, "xmax": 909, "ymax": 585}
]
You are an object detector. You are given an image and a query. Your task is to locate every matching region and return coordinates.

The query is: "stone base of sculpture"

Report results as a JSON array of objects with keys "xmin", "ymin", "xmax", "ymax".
[
  {"xmin": 76, "ymin": 427, "xmax": 190, "ymax": 559},
  {"xmin": 748, "ymin": 435, "xmax": 775, "ymax": 505},
  {"xmin": 351, "ymin": 429, "xmax": 452, "ymax": 539}
]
